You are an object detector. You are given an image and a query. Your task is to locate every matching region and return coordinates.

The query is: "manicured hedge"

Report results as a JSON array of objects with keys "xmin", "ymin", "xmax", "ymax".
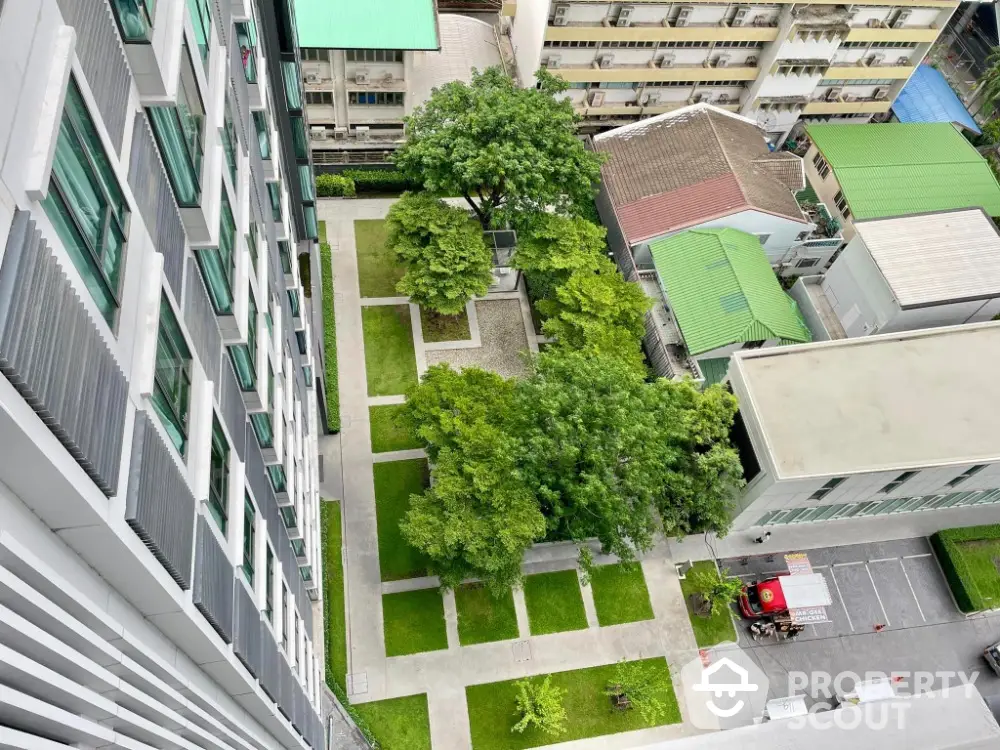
[
  {"xmin": 320, "ymin": 241, "xmax": 340, "ymax": 432},
  {"xmin": 930, "ymin": 524, "xmax": 1000, "ymax": 613},
  {"xmin": 341, "ymin": 168, "xmax": 419, "ymax": 194},
  {"xmin": 316, "ymin": 173, "xmax": 356, "ymax": 197}
]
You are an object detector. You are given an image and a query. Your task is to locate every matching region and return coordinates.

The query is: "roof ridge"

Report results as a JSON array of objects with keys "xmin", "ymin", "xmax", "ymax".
[
  {"xmin": 705, "ymin": 110, "xmax": 750, "ymax": 206},
  {"xmin": 718, "ymin": 231, "xmax": 760, "ymax": 330}
]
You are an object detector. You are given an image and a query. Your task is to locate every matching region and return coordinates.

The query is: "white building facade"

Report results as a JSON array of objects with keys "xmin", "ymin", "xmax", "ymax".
[
  {"xmin": 728, "ymin": 323, "xmax": 1000, "ymax": 530},
  {"xmin": 510, "ymin": 0, "xmax": 957, "ymax": 140},
  {"xmin": 0, "ymin": 2, "xmax": 325, "ymax": 750}
]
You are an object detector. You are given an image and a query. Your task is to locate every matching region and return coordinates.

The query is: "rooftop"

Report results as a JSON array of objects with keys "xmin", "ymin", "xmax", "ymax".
[
  {"xmin": 854, "ymin": 209, "xmax": 1000, "ymax": 308},
  {"xmin": 731, "ymin": 322, "xmax": 1000, "ymax": 479},
  {"xmin": 806, "ymin": 122, "xmax": 1000, "ymax": 221},
  {"xmin": 649, "ymin": 228, "xmax": 811, "ymax": 356},
  {"xmin": 892, "ymin": 64, "xmax": 981, "ymax": 135},
  {"xmin": 593, "ymin": 104, "xmax": 807, "ymax": 246},
  {"xmin": 408, "ymin": 16, "xmax": 502, "ymax": 107},
  {"xmin": 295, "ymin": 0, "xmax": 440, "ymax": 51}
]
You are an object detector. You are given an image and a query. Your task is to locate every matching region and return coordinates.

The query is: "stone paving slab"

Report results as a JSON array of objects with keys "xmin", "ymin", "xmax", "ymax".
[{"xmin": 372, "ymin": 448, "xmax": 427, "ymax": 464}]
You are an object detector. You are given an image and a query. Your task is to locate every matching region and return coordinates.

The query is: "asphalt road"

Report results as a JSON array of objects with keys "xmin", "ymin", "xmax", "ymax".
[{"xmin": 719, "ymin": 538, "xmax": 1000, "ymax": 710}]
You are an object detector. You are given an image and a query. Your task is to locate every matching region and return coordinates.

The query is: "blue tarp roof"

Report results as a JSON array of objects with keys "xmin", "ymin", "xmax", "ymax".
[{"xmin": 893, "ymin": 64, "xmax": 981, "ymax": 135}]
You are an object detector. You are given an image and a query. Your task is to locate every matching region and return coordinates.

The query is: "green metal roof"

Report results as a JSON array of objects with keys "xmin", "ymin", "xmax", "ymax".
[
  {"xmin": 294, "ymin": 0, "xmax": 439, "ymax": 51},
  {"xmin": 698, "ymin": 357, "xmax": 731, "ymax": 387},
  {"xmin": 806, "ymin": 123, "xmax": 1000, "ymax": 220},
  {"xmin": 649, "ymin": 228, "xmax": 812, "ymax": 356}
]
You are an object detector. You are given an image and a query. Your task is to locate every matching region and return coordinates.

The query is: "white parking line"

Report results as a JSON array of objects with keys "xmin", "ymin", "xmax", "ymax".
[
  {"xmin": 903, "ymin": 553, "xmax": 933, "ymax": 560},
  {"xmin": 832, "ymin": 561, "xmax": 865, "ymax": 567},
  {"xmin": 868, "ymin": 557, "xmax": 899, "ymax": 564},
  {"xmin": 829, "ymin": 568, "xmax": 855, "ymax": 632},
  {"xmin": 865, "ymin": 562, "xmax": 891, "ymax": 627},
  {"xmin": 899, "ymin": 558, "xmax": 926, "ymax": 622}
]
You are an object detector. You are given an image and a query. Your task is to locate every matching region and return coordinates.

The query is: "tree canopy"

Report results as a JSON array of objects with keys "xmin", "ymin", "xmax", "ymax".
[
  {"xmin": 385, "ymin": 192, "xmax": 493, "ymax": 315},
  {"xmin": 394, "ymin": 67, "xmax": 605, "ymax": 229},
  {"xmin": 513, "ymin": 214, "xmax": 607, "ymax": 300}
]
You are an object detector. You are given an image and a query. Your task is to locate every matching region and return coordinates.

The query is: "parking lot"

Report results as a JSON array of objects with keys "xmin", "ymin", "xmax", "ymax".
[{"xmin": 719, "ymin": 537, "xmax": 1000, "ymax": 707}]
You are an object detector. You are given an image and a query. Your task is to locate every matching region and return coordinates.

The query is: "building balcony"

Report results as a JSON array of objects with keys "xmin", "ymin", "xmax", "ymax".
[
  {"xmin": 845, "ymin": 24, "xmax": 941, "ymax": 43},
  {"xmin": 794, "ymin": 190, "xmax": 845, "ymax": 245},
  {"xmin": 576, "ymin": 100, "xmax": 740, "ymax": 119},
  {"xmin": 803, "ymin": 97, "xmax": 892, "ymax": 114},
  {"xmin": 754, "ymin": 95, "xmax": 810, "ymax": 112},
  {"xmin": 544, "ymin": 25, "xmax": 780, "ymax": 43},
  {"xmin": 555, "ymin": 64, "xmax": 758, "ymax": 83},
  {"xmin": 826, "ymin": 61, "xmax": 915, "ymax": 79}
]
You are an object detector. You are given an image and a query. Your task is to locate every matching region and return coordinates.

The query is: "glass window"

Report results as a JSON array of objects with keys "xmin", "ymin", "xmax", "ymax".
[
  {"xmin": 222, "ymin": 100, "xmax": 238, "ymax": 187},
  {"xmin": 304, "ymin": 205, "xmax": 318, "ymax": 239},
  {"xmin": 796, "ymin": 257, "xmax": 820, "ymax": 268},
  {"xmin": 303, "ymin": 364, "xmax": 312, "ymax": 382},
  {"xmin": 195, "ymin": 192, "xmax": 236, "ymax": 313},
  {"xmin": 879, "ymin": 470, "xmax": 918, "ymax": 494},
  {"xmin": 42, "ymin": 77, "xmax": 129, "ymax": 327},
  {"xmin": 834, "ymin": 190, "xmax": 851, "ymax": 220},
  {"xmin": 268, "ymin": 464, "xmax": 287, "ymax": 492},
  {"xmin": 278, "ymin": 241, "xmax": 292, "ymax": 275},
  {"xmin": 236, "ymin": 21, "xmax": 257, "ymax": 83},
  {"xmin": 111, "ymin": 0, "xmax": 156, "ymax": 42},
  {"xmin": 281, "ymin": 585, "xmax": 289, "ymax": 651},
  {"xmin": 151, "ymin": 295, "xmax": 192, "ymax": 456},
  {"xmin": 242, "ymin": 493, "xmax": 256, "ymax": 585},
  {"xmin": 348, "ymin": 91, "xmax": 405, "ymax": 106},
  {"xmin": 208, "ymin": 416, "xmax": 229, "ymax": 534},
  {"xmin": 265, "ymin": 545, "xmax": 274, "ymax": 621},
  {"xmin": 147, "ymin": 44, "xmax": 205, "ymax": 206},
  {"xmin": 229, "ymin": 287, "xmax": 258, "ymax": 390},
  {"xmin": 247, "ymin": 221, "xmax": 258, "ymax": 275},
  {"xmin": 253, "ymin": 111, "xmax": 271, "ymax": 159},
  {"xmin": 291, "ymin": 538, "xmax": 306, "ymax": 557},
  {"xmin": 280, "ymin": 505, "xmax": 296, "ymax": 528},
  {"xmin": 268, "ymin": 182, "xmax": 282, "ymax": 222},
  {"xmin": 298, "ymin": 165, "xmax": 314, "ymax": 201},
  {"xmin": 290, "ymin": 116, "xmax": 308, "ymax": 159},
  {"xmin": 251, "ymin": 412, "xmax": 274, "ymax": 448},
  {"xmin": 300, "ymin": 566, "xmax": 312, "ymax": 582},
  {"xmin": 186, "ymin": 0, "xmax": 212, "ymax": 67},
  {"xmin": 281, "ymin": 60, "xmax": 303, "ymax": 111},
  {"xmin": 288, "ymin": 289, "xmax": 300, "ymax": 318},
  {"xmin": 812, "ymin": 151, "xmax": 830, "ymax": 179},
  {"xmin": 948, "ymin": 464, "xmax": 986, "ymax": 488},
  {"xmin": 305, "ymin": 91, "xmax": 334, "ymax": 106},
  {"xmin": 808, "ymin": 476, "xmax": 846, "ymax": 501},
  {"xmin": 295, "ymin": 330, "xmax": 306, "ymax": 355}
]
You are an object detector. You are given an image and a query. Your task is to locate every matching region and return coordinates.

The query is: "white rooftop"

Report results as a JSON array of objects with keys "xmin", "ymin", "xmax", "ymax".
[
  {"xmin": 408, "ymin": 15, "xmax": 502, "ymax": 111},
  {"xmin": 779, "ymin": 573, "xmax": 832, "ymax": 608},
  {"xmin": 731, "ymin": 323, "xmax": 1000, "ymax": 478},
  {"xmin": 855, "ymin": 209, "xmax": 1000, "ymax": 309}
]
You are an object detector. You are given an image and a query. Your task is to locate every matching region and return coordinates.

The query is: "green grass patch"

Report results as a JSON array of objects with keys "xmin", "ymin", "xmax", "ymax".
[
  {"xmin": 362, "ymin": 305, "xmax": 418, "ymax": 396},
  {"xmin": 590, "ymin": 563, "xmax": 654, "ymax": 627},
  {"xmin": 382, "ymin": 589, "xmax": 448, "ymax": 656},
  {"xmin": 321, "ymin": 501, "xmax": 346, "ymax": 691},
  {"xmin": 523, "ymin": 570, "xmax": 588, "ymax": 635},
  {"xmin": 319, "ymin": 235, "xmax": 339, "ymax": 431},
  {"xmin": 374, "ymin": 459, "xmax": 430, "ymax": 581},
  {"xmin": 932, "ymin": 525, "xmax": 1000, "ymax": 612},
  {"xmin": 679, "ymin": 561, "xmax": 737, "ymax": 647},
  {"xmin": 466, "ymin": 658, "xmax": 680, "ymax": 750},
  {"xmin": 455, "ymin": 584, "xmax": 519, "ymax": 646},
  {"xmin": 420, "ymin": 306, "xmax": 471, "ymax": 343},
  {"xmin": 370, "ymin": 403, "xmax": 422, "ymax": 453},
  {"xmin": 356, "ymin": 219, "xmax": 404, "ymax": 297},
  {"xmin": 353, "ymin": 694, "xmax": 432, "ymax": 750}
]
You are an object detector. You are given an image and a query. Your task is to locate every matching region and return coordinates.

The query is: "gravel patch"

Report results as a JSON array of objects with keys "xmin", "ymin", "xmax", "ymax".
[{"xmin": 425, "ymin": 300, "xmax": 530, "ymax": 378}]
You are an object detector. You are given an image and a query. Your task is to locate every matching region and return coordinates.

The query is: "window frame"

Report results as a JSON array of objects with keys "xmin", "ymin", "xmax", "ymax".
[
  {"xmin": 808, "ymin": 476, "xmax": 846, "ymax": 501},
  {"xmin": 265, "ymin": 545, "xmax": 275, "ymax": 622},
  {"xmin": 151, "ymin": 295, "xmax": 193, "ymax": 457},
  {"xmin": 833, "ymin": 190, "xmax": 851, "ymax": 219},
  {"xmin": 878, "ymin": 470, "xmax": 919, "ymax": 494},
  {"xmin": 185, "ymin": 0, "xmax": 212, "ymax": 67},
  {"xmin": 207, "ymin": 416, "xmax": 230, "ymax": 534},
  {"xmin": 242, "ymin": 492, "xmax": 256, "ymax": 585},
  {"xmin": 947, "ymin": 464, "xmax": 986, "ymax": 488},
  {"xmin": 110, "ymin": 0, "xmax": 157, "ymax": 43}
]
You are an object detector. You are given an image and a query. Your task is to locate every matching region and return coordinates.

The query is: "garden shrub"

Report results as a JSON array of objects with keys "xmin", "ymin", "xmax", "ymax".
[
  {"xmin": 316, "ymin": 173, "xmax": 356, "ymax": 197},
  {"xmin": 930, "ymin": 524, "xmax": 1000, "ymax": 613},
  {"xmin": 342, "ymin": 168, "xmax": 418, "ymax": 194},
  {"xmin": 320, "ymin": 242, "xmax": 340, "ymax": 431}
]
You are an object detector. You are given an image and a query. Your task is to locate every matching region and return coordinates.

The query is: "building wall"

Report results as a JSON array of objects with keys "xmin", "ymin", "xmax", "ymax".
[
  {"xmin": 512, "ymin": 0, "xmax": 553, "ymax": 82},
  {"xmin": 803, "ymin": 142, "xmax": 857, "ymax": 239},
  {"xmin": 0, "ymin": 0, "xmax": 323, "ymax": 747}
]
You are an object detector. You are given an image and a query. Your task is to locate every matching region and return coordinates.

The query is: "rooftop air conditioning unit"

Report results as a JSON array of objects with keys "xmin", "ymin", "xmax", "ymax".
[
  {"xmin": 639, "ymin": 93, "xmax": 650, "ymax": 106},
  {"xmin": 891, "ymin": 9, "xmax": 910, "ymax": 28},
  {"xmin": 675, "ymin": 6, "xmax": 692, "ymax": 26},
  {"xmin": 545, "ymin": 55, "xmax": 561, "ymax": 69},
  {"xmin": 589, "ymin": 90, "xmax": 606, "ymax": 107},
  {"xmin": 658, "ymin": 54, "xmax": 675, "ymax": 68},
  {"xmin": 355, "ymin": 70, "xmax": 369, "ymax": 85},
  {"xmin": 354, "ymin": 126, "xmax": 370, "ymax": 141},
  {"xmin": 599, "ymin": 53, "xmax": 614, "ymax": 68},
  {"xmin": 842, "ymin": 93, "xmax": 856, "ymax": 101},
  {"xmin": 553, "ymin": 3, "xmax": 569, "ymax": 25},
  {"xmin": 826, "ymin": 86, "xmax": 842, "ymax": 101},
  {"xmin": 873, "ymin": 86, "xmax": 890, "ymax": 100},
  {"xmin": 616, "ymin": 5, "xmax": 633, "ymax": 26},
  {"xmin": 305, "ymin": 72, "xmax": 319, "ymax": 84},
  {"xmin": 690, "ymin": 92, "xmax": 708, "ymax": 103},
  {"xmin": 716, "ymin": 54, "xmax": 731, "ymax": 68},
  {"xmin": 896, "ymin": 55, "xmax": 910, "ymax": 65},
  {"xmin": 717, "ymin": 93, "xmax": 731, "ymax": 103},
  {"xmin": 732, "ymin": 5, "xmax": 751, "ymax": 25},
  {"xmin": 310, "ymin": 126, "xmax": 328, "ymax": 140},
  {"xmin": 746, "ymin": 55, "xmax": 758, "ymax": 66},
  {"xmin": 867, "ymin": 18, "xmax": 881, "ymax": 28},
  {"xmin": 866, "ymin": 53, "xmax": 884, "ymax": 66},
  {"xmin": 333, "ymin": 127, "xmax": 348, "ymax": 140}
]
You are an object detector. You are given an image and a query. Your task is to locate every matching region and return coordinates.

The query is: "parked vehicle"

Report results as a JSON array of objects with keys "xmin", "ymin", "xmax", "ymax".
[
  {"xmin": 739, "ymin": 572, "xmax": 832, "ymax": 620},
  {"xmin": 984, "ymin": 642, "xmax": 1000, "ymax": 676}
]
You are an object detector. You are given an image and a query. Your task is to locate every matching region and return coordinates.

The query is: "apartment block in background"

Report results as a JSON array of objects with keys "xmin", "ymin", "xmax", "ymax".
[
  {"xmin": 0, "ymin": 1, "xmax": 325, "ymax": 749},
  {"xmin": 295, "ymin": 0, "xmax": 504, "ymax": 165},
  {"xmin": 510, "ymin": 0, "xmax": 960, "ymax": 140},
  {"xmin": 729, "ymin": 323, "xmax": 1000, "ymax": 530}
]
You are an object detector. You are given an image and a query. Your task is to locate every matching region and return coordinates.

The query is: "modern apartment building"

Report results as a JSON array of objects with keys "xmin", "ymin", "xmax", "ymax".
[
  {"xmin": 0, "ymin": 1, "xmax": 325, "ymax": 750},
  {"xmin": 728, "ymin": 323, "xmax": 1000, "ymax": 530},
  {"xmin": 295, "ymin": 0, "xmax": 505, "ymax": 165},
  {"xmin": 510, "ymin": 0, "xmax": 960, "ymax": 140}
]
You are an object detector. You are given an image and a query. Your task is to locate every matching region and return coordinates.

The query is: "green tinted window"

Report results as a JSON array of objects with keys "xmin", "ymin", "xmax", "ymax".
[
  {"xmin": 253, "ymin": 111, "xmax": 271, "ymax": 159},
  {"xmin": 281, "ymin": 60, "xmax": 302, "ymax": 110},
  {"xmin": 147, "ymin": 45, "xmax": 204, "ymax": 206},
  {"xmin": 229, "ymin": 287, "xmax": 258, "ymax": 390},
  {"xmin": 111, "ymin": 0, "xmax": 156, "ymax": 42},
  {"xmin": 268, "ymin": 182, "xmax": 282, "ymax": 222},
  {"xmin": 280, "ymin": 505, "xmax": 296, "ymax": 528},
  {"xmin": 151, "ymin": 296, "xmax": 192, "ymax": 456},
  {"xmin": 236, "ymin": 21, "xmax": 257, "ymax": 83},
  {"xmin": 278, "ymin": 241, "xmax": 292, "ymax": 274},
  {"xmin": 186, "ymin": 0, "xmax": 212, "ymax": 67},
  {"xmin": 268, "ymin": 463, "xmax": 287, "ymax": 492},
  {"xmin": 265, "ymin": 546, "xmax": 274, "ymax": 620},
  {"xmin": 288, "ymin": 289, "xmax": 300, "ymax": 318},
  {"xmin": 222, "ymin": 100, "xmax": 237, "ymax": 186},
  {"xmin": 291, "ymin": 538, "xmax": 306, "ymax": 557},
  {"xmin": 195, "ymin": 192, "xmax": 236, "ymax": 314},
  {"xmin": 242, "ymin": 493, "xmax": 256, "ymax": 584},
  {"xmin": 250, "ymin": 412, "xmax": 273, "ymax": 448},
  {"xmin": 208, "ymin": 416, "xmax": 229, "ymax": 534}
]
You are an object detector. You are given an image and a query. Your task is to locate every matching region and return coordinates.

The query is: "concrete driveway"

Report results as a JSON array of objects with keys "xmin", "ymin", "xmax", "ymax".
[{"xmin": 719, "ymin": 538, "xmax": 1000, "ymax": 708}]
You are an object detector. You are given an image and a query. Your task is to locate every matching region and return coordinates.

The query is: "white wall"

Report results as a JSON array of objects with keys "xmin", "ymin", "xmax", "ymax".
[
  {"xmin": 820, "ymin": 238, "xmax": 897, "ymax": 336},
  {"xmin": 512, "ymin": 0, "xmax": 551, "ymax": 86}
]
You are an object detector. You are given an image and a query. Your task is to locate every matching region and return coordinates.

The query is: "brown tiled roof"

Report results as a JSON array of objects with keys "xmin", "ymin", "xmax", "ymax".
[{"xmin": 593, "ymin": 105, "xmax": 807, "ymax": 245}]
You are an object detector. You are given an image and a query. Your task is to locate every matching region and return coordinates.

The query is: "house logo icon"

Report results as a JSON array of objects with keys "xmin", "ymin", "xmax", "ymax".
[
  {"xmin": 691, "ymin": 657, "xmax": 759, "ymax": 717},
  {"xmin": 681, "ymin": 646, "xmax": 769, "ymax": 729}
]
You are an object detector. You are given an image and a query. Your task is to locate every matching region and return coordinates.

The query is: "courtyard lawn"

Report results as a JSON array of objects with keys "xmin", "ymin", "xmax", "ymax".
[
  {"xmin": 369, "ymin": 403, "xmax": 422, "ymax": 453},
  {"xmin": 523, "ymin": 570, "xmax": 588, "ymax": 635},
  {"xmin": 420, "ymin": 306, "xmax": 471, "ymax": 343},
  {"xmin": 355, "ymin": 219, "xmax": 404, "ymax": 297},
  {"xmin": 320, "ymin": 501, "xmax": 346, "ymax": 692},
  {"xmin": 362, "ymin": 305, "xmax": 418, "ymax": 396},
  {"xmin": 589, "ymin": 562, "xmax": 655, "ymax": 627},
  {"xmin": 932, "ymin": 525, "xmax": 1000, "ymax": 612},
  {"xmin": 352, "ymin": 694, "xmax": 432, "ymax": 750},
  {"xmin": 455, "ymin": 584, "xmax": 519, "ymax": 646},
  {"xmin": 382, "ymin": 589, "xmax": 448, "ymax": 656},
  {"xmin": 374, "ymin": 459, "xmax": 430, "ymax": 581},
  {"xmin": 680, "ymin": 560, "xmax": 738, "ymax": 647},
  {"xmin": 466, "ymin": 658, "xmax": 680, "ymax": 750}
]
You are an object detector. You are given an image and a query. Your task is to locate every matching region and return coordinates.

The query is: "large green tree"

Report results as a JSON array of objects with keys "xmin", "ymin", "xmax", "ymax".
[
  {"xmin": 513, "ymin": 214, "xmax": 607, "ymax": 300},
  {"xmin": 386, "ymin": 193, "xmax": 493, "ymax": 315},
  {"xmin": 394, "ymin": 67, "xmax": 605, "ymax": 229}
]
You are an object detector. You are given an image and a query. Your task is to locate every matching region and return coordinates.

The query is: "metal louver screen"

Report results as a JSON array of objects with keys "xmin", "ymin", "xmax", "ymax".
[
  {"xmin": 128, "ymin": 113, "xmax": 185, "ymax": 295},
  {"xmin": 193, "ymin": 516, "xmax": 235, "ymax": 643},
  {"xmin": 220, "ymin": 359, "xmax": 247, "ymax": 461},
  {"xmin": 260, "ymin": 628, "xmax": 281, "ymax": 702},
  {"xmin": 244, "ymin": 432, "xmax": 269, "ymax": 509},
  {"xmin": 55, "ymin": 0, "xmax": 131, "ymax": 152},
  {"xmin": 229, "ymin": 50, "xmax": 252, "ymax": 158},
  {"xmin": 233, "ymin": 582, "xmax": 262, "ymax": 678},
  {"xmin": 125, "ymin": 411, "xmax": 196, "ymax": 589},
  {"xmin": 0, "ymin": 211, "xmax": 128, "ymax": 496},
  {"xmin": 183, "ymin": 259, "xmax": 223, "ymax": 397},
  {"xmin": 278, "ymin": 656, "xmax": 295, "ymax": 720}
]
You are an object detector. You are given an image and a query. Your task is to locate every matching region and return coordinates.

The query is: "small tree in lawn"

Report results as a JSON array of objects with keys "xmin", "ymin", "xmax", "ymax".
[
  {"xmin": 605, "ymin": 661, "xmax": 675, "ymax": 725},
  {"xmin": 394, "ymin": 67, "xmax": 605, "ymax": 229},
  {"xmin": 512, "ymin": 677, "xmax": 568, "ymax": 736},
  {"xmin": 513, "ymin": 214, "xmax": 607, "ymax": 301},
  {"xmin": 386, "ymin": 192, "xmax": 493, "ymax": 316},
  {"xmin": 687, "ymin": 565, "xmax": 743, "ymax": 618}
]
